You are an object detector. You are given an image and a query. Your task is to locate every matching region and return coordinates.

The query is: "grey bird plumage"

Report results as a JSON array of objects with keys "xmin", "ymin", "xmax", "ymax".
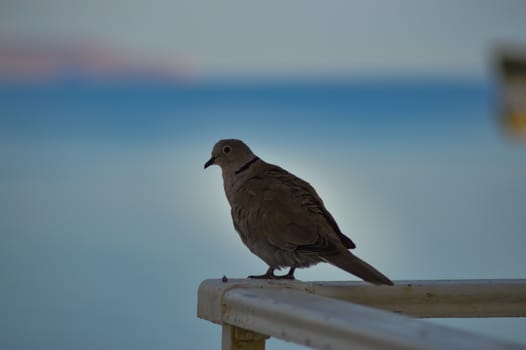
[{"xmin": 204, "ymin": 139, "xmax": 393, "ymax": 285}]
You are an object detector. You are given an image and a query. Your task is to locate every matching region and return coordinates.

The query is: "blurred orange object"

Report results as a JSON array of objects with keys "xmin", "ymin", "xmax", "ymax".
[{"xmin": 498, "ymin": 48, "xmax": 526, "ymax": 140}]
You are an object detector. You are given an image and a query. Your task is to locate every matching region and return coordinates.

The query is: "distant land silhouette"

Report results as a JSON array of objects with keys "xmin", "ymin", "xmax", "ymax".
[{"xmin": 0, "ymin": 42, "xmax": 194, "ymax": 83}]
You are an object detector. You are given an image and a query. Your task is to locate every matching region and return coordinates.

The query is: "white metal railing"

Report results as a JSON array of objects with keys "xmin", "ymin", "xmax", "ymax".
[{"xmin": 197, "ymin": 279, "xmax": 526, "ymax": 350}]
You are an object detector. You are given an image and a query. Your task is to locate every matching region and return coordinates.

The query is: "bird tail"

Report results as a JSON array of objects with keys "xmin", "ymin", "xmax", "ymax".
[{"xmin": 324, "ymin": 251, "xmax": 394, "ymax": 286}]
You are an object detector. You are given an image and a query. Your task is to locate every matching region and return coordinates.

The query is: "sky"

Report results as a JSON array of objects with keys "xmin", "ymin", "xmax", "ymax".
[
  {"xmin": 1, "ymin": 1, "xmax": 526, "ymax": 349},
  {"xmin": 1, "ymin": 0, "xmax": 526, "ymax": 77}
]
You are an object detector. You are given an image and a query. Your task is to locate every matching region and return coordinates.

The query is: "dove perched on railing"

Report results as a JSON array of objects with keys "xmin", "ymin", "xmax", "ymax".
[{"xmin": 205, "ymin": 139, "xmax": 393, "ymax": 285}]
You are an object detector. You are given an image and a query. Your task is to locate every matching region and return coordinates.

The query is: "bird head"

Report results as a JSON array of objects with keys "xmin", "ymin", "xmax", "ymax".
[{"xmin": 204, "ymin": 139, "xmax": 257, "ymax": 172}]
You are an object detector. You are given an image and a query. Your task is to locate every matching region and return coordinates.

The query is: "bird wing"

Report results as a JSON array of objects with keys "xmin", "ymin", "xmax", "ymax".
[{"xmin": 235, "ymin": 164, "xmax": 355, "ymax": 255}]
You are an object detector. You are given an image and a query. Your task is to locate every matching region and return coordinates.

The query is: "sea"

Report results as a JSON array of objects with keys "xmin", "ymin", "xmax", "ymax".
[{"xmin": 1, "ymin": 77, "xmax": 525, "ymax": 350}]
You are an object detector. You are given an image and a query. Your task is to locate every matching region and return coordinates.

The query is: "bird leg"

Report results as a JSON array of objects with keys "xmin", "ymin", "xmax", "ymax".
[
  {"xmin": 275, "ymin": 267, "xmax": 296, "ymax": 280},
  {"xmin": 248, "ymin": 267, "xmax": 296, "ymax": 280},
  {"xmin": 248, "ymin": 267, "xmax": 276, "ymax": 279}
]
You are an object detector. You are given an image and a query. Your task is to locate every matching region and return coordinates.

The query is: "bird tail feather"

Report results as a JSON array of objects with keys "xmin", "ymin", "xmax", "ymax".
[{"xmin": 324, "ymin": 251, "xmax": 394, "ymax": 285}]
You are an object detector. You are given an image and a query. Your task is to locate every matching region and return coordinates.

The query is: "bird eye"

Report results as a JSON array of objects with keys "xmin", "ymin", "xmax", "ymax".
[{"xmin": 223, "ymin": 146, "xmax": 231, "ymax": 153}]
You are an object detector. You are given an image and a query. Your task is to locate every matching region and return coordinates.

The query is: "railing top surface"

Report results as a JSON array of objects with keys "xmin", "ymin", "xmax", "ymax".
[
  {"xmin": 198, "ymin": 278, "xmax": 526, "ymax": 320},
  {"xmin": 197, "ymin": 278, "xmax": 526, "ymax": 350}
]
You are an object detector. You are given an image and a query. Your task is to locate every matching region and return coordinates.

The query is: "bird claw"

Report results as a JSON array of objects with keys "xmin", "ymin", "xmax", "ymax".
[
  {"xmin": 248, "ymin": 268, "xmax": 295, "ymax": 280},
  {"xmin": 275, "ymin": 274, "xmax": 295, "ymax": 280},
  {"xmin": 248, "ymin": 273, "xmax": 276, "ymax": 279}
]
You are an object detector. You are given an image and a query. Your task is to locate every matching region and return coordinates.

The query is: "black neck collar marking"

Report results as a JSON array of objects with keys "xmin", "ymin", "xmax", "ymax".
[{"xmin": 235, "ymin": 156, "xmax": 260, "ymax": 175}]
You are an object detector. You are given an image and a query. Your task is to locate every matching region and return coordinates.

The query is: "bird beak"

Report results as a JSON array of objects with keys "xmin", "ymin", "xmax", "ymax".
[{"xmin": 204, "ymin": 157, "xmax": 216, "ymax": 169}]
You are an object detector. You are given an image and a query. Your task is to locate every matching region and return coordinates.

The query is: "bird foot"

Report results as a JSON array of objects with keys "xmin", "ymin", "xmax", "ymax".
[
  {"xmin": 248, "ymin": 267, "xmax": 295, "ymax": 280},
  {"xmin": 274, "ymin": 273, "xmax": 295, "ymax": 280},
  {"xmin": 248, "ymin": 273, "xmax": 276, "ymax": 279}
]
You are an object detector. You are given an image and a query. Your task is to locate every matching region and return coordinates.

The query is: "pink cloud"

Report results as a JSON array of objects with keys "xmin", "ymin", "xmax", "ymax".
[{"xmin": 0, "ymin": 42, "xmax": 196, "ymax": 83}]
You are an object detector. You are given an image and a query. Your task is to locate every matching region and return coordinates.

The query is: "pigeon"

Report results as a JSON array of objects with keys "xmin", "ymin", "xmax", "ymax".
[{"xmin": 205, "ymin": 139, "xmax": 393, "ymax": 285}]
